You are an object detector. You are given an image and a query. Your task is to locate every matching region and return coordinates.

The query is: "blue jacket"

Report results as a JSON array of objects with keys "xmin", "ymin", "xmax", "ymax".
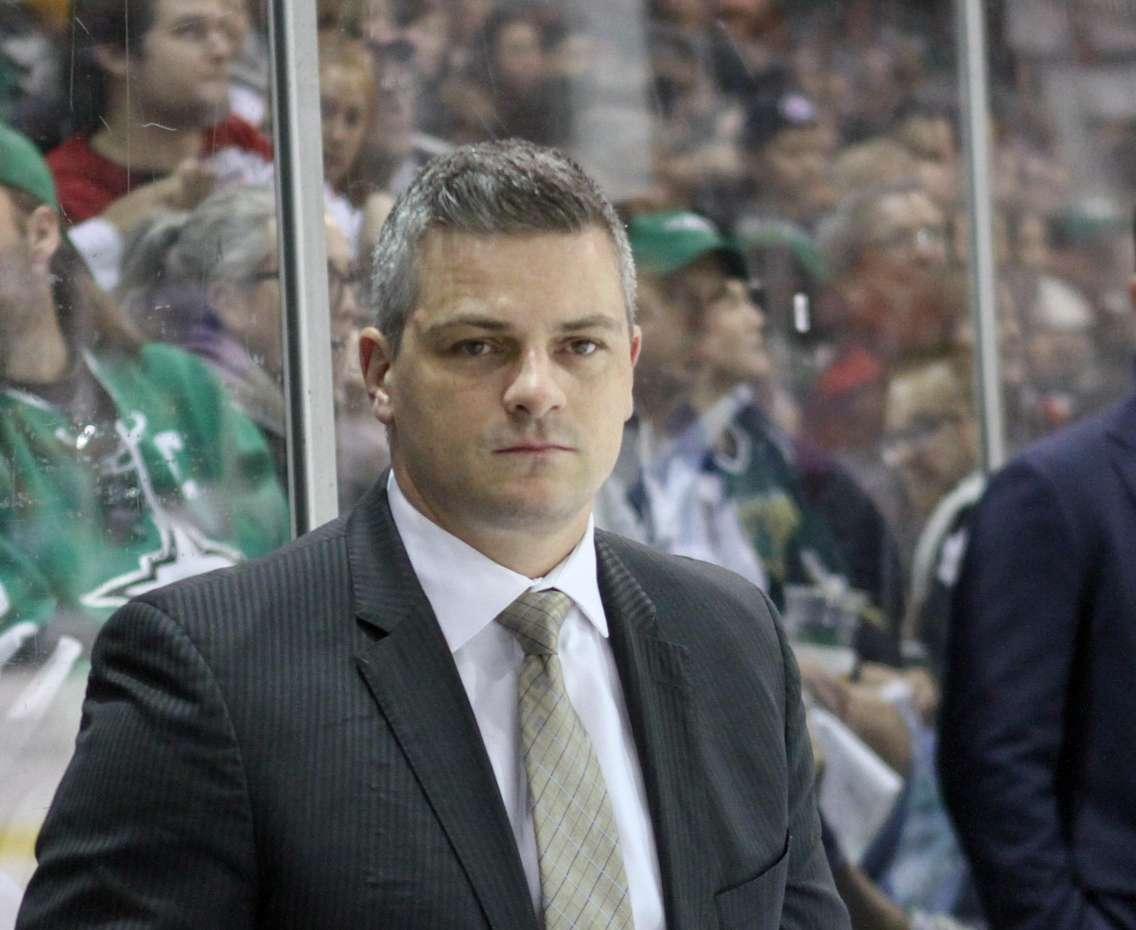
[{"xmin": 940, "ymin": 388, "xmax": 1136, "ymax": 930}]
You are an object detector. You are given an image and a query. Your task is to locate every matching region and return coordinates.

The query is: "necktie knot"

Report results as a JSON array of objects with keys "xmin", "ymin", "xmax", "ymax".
[{"xmin": 496, "ymin": 588, "xmax": 573, "ymax": 656}]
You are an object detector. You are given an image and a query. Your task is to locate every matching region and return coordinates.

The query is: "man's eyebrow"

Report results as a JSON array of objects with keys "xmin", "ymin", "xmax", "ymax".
[
  {"xmin": 422, "ymin": 314, "xmax": 624, "ymax": 337},
  {"xmin": 421, "ymin": 315, "xmax": 511, "ymax": 337},
  {"xmin": 557, "ymin": 315, "xmax": 624, "ymax": 333}
]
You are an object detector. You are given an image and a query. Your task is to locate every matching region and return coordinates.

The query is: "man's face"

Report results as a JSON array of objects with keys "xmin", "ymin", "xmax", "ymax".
[
  {"xmin": 130, "ymin": 0, "xmax": 236, "ymax": 127},
  {"xmin": 864, "ymin": 191, "xmax": 948, "ymax": 271},
  {"xmin": 321, "ymin": 63, "xmax": 370, "ymax": 189},
  {"xmin": 685, "ymin": 257, "xmax": 769, "ymax": 387},
  {"xmin": 495, "ymin": 21, "xmax": 545, "ymax": 95},
  {"xmin": 882, "ymin": 366, "xmax": 977, "ymax": 520},
  {"xmin": 366, "ymin": 227, "xmax": 640, "ymax": 542},
  {"xmin": 756, "ymin": 125, "xmax": 837, "ymax": 219},
  {"xmin": 372, "ymin": 58, "xmax": 417, "ymax": 160}
]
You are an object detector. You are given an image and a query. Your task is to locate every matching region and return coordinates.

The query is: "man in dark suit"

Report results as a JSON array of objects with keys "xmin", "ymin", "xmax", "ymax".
[
  {"xmin": 939, "ymin": 263, "xmax": 1136, "ymax": 927},
  {"xmin": 18, "ymin": 140, "xmax": 848, "ymax": 928}
]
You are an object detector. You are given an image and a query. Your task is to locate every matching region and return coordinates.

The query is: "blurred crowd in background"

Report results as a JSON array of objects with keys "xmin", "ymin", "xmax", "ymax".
[{"xmin": 3, "ymin": 0, "xmax": 1136, "ymax": 927}]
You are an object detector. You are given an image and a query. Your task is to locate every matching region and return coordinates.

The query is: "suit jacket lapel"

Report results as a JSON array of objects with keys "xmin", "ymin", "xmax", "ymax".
[
  {"xmin": 346, "ymin": 481, "xmax": 536, "ymax": 930},
  {"xmin": 596, "ymin": 533, "xmax": 713, "ymax": 930}
]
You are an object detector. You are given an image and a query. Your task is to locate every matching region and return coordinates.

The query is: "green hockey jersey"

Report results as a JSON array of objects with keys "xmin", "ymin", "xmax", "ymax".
[{"xmin": 0, "ymin": 343, "xmax": 290, "ymax": 639}]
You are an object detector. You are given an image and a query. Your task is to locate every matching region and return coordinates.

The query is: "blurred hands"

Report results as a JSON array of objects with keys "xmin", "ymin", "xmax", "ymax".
[{"xmin": 101, "ymin": 158, "xmax": 217, "ymax": 233}]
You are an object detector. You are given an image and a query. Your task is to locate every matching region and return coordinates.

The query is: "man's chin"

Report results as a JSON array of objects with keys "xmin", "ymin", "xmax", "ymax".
[{"xmin": 478, "ymin": 486, "xmax": 592, "ymax": 531}]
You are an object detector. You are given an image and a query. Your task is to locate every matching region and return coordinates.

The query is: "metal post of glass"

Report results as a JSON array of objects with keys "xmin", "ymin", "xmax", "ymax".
[
  {"xmin": 956, "ymin": 0, "xmax": 1007, "ymax": 472},
  {"xmin": 268, "ymin": 0, "xmax": 340, "ymax": 533}
]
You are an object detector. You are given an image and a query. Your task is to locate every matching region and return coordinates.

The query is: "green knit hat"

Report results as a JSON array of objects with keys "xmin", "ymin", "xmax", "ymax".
[
  {"xmin": 0, "ymin": 121, "xmax": 58, "ymax": 209},
  {"xmin": 627, "ymin": 210, "xmax": 747, "ymax": 280}
]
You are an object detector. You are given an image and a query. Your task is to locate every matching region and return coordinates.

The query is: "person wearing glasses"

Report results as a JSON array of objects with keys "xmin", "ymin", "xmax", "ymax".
[{"xmin": 117, "ymin": 185, "xmax": 365, "ymax": 480}]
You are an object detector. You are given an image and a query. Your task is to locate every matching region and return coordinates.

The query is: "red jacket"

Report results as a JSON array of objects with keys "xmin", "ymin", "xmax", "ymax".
[{"xmin": 46, "ymin": 115, "xmax": 272, "ymax": 222}]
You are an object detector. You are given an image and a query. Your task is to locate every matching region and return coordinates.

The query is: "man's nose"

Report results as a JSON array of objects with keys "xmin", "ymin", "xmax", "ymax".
[
  {"xmin": 502, "ymin": 348, "xmax": 566, "ymax": 419},
  {"xmin": 208, "ymin": 23, "xmax": 235, "ymax": 60}
]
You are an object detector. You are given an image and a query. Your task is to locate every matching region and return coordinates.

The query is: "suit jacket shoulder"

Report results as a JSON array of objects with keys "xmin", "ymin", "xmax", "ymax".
[{"xmin": 596, "ymin": 528, "xmax": 786, "ymax": 680}]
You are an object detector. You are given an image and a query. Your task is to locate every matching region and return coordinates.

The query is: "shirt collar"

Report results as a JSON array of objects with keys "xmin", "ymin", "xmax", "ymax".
[{"xmin": 387, "ymin": 472, "xmax": 607, "ymax": 653}]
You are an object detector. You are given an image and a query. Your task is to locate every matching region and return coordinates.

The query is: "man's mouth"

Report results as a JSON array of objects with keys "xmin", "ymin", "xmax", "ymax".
[{"xmin": 494, "ymin": 442, "xmax": 574, "ymax": 454}]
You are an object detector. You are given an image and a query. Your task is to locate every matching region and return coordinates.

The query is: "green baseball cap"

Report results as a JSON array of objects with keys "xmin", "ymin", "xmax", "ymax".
[
  {"xmin": 0, "ymin": 121, "xmax": 58, "ymax": 209},
  {"xmin": 627, "ymin": 210, "xmax": 747, "ymax": 280}
]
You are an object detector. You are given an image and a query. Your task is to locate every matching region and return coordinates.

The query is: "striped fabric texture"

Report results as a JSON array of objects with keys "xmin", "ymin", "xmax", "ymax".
[{"xmin": 496, "ymin": 589, "xmax": 635, "ymax": 930}]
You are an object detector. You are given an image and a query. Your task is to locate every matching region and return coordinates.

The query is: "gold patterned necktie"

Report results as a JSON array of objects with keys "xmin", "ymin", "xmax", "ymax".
[{"xmin": 496, "ymin": 588, "xmax": 636, "ymax": 930}]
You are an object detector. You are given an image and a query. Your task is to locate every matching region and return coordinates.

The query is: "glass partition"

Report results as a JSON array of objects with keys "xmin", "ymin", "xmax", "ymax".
[
  {"xmin": 992, "ymin": 0, "xmax": 1136, "ymax": 452},
  {"xmin": 4, "ymin": 0, "xmax": 1136, "ymax": 922},
  {"xmin": 1, "ymin": 0, "xmax": 291, "ymax": 906}
]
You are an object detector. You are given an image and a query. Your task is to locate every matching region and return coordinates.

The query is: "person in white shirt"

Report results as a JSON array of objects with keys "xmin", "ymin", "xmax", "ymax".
[{"xmin": 18, "ymin": 139, "xmax": 849, "ymax": 929}]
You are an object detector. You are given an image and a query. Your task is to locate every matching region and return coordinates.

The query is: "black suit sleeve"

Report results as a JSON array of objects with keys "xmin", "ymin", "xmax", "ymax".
[
  {"xmin": 774, "ymin": 607, "xmax": 853, "ymax": 929},
  {"xmin": 939, "ymin": 460, "xmax": 1110, "ymax": 930},
  {"xmin": 17, "ymin": 600, "xmax": 257, "ymax": 929}
]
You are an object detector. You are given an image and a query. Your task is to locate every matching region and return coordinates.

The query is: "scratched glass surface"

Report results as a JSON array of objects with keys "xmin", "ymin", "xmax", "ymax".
[
  {"xmin": 0, "ymin": 0, "xmax": 292, "ymax": 904},
  {"xmin": 3, "ymin": 0, "xmax": 1136, "ymax": 922}
]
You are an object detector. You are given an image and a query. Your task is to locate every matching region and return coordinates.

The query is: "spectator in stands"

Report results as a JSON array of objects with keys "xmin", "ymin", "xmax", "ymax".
[
  {"xmin": 738, "ymin": 88, "xmax": 840, "ymax": 230},
  {"xmin": 0, "ymin": 123, "xmax": 288, "ymax": 643},
  {"xmin": 708, "ymin": 0, "xmax": 790, "ymax": 102},
  {"xmin": 890, "ymin": 103, "xmax": 959, "ymax": 210},
  {"xmin": 460, "ymin": 3, "xmax": 572, "ymax": 146},
  {"xmin": 804, "ymin": 183, "xmax": 954, "ymax": 507},
  {"xmin": 118, "ymin": 186, "xmax": 380, "ymax": 489},
  {"xmin": 448, "ymin": 0, "xmax": 494, "ymax": 71},
  {"xmin": 47, "ymin": 0, "xmax": 271, "ymax": 225},
  {"xmin": 602, "ymin": 210, "xmax": 901, "ymax": 643},
  {"xmin": 356, "ymin": 38, "xmax": 451, "ymax": 204},
  {"xmin": 1044, "ymin": 200, "xmax": 1135, "ymax": 397},
  {"xmin": 116, "ymin": 187, "xmax": 282, "ymax": 471},
  {"xmin": 648, "ymin": 26, "xmax": 742, "ymax": 215},
  {"xmin": 318, "ymin": 30, "xmax": 394, "ymax": 256},
  {"xmin": 830, "ymin": 138, "xmax": 919, "ymax": 202},
  {"xmin": 597, "ymin": 209, "xmax": 768, "ymax": 585},
  {"xmin": 881, "ymin": 358, "xmax": 978, "ymax": 533},
  {"xmin": 1014, "ymin": 271, "xmax": 1109, "ymax": 436},
  {"xmin": 321, "ymin": 31, "xmax": 374, "ymax": 209},
  {"xmin": 42, "ymin": 0, "xmax": 273, "ymax": 294}
]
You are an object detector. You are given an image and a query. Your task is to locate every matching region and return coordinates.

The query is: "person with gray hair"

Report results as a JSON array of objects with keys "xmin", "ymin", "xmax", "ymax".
[
  {"xmin": 18, "ymin": 139, "xmax": 848, "ymax": 930},
  {"xmin": 117, "ymin": 185, "xmax": 367, "ymax": 481},
  {"xmin": 117, "ymin": 186, "xmax": 285, "ymax": 461}
]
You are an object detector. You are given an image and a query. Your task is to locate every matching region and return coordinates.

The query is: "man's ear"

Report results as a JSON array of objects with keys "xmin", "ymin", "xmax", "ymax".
[
  {"xmin": 93, "ymin": 44, "xmax": 131, "ymax": 81},
  {"xmin": 359, "ymin": 326, "xmax": 396, "ymax": 426},
  {"xmin": 25, "ymin": 205, "xmax": 61, "ymax": 273},
  {"xmin": 629, "ymin": 324, "xmax": 642, "ymax": 368}
]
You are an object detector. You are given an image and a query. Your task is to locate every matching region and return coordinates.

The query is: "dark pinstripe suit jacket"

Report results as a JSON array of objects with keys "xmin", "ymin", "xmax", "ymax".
[{"xmin": 18, "ymin": 480, "xmax": 848, "ymax": 929}]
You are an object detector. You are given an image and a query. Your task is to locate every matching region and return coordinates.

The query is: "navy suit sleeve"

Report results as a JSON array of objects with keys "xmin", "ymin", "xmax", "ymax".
[
  {"xmin": 17, "ymin": 600, "xmax": 257, "ymax": 929},
  {"xmin": 938, "ymin": 459, "xmax": 1110, "ymax": 930}
]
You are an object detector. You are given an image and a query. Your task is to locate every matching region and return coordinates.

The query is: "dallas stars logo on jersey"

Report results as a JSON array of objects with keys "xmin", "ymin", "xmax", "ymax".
[{"xmin": 77, "ymin": 411, "xmax": 243, "ymax": 610}]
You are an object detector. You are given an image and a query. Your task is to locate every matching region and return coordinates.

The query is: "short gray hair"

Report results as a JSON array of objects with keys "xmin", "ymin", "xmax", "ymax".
[
  {"xmin": 817, "ymin": 179, "xmax": 927, "ymax": 280},
  {"xmin": 119, "ymin": 186, "xmax": 276, "ymax": 300},
  {"xmin": 370, "ymin": 139, "xmax": 637, "ymax": 354}
]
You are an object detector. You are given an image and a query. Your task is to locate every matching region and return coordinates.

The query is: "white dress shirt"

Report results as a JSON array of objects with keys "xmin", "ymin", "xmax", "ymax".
[{"xmin": 387, "ymin": 473, "xmax": 665, "ymax": 929}]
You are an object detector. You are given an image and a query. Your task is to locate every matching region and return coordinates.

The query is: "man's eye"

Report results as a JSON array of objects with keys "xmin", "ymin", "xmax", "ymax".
[
  {"xmin": 455, "ymin": 340, "xmax": 493, "ymax": 357},
  {"xmin": 568, "ymin": 339, "xmax": 599, "ymax": 356},
  {"xmin": 175, "ymin": 20, "xmax": 208, "ymax": 40}
]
